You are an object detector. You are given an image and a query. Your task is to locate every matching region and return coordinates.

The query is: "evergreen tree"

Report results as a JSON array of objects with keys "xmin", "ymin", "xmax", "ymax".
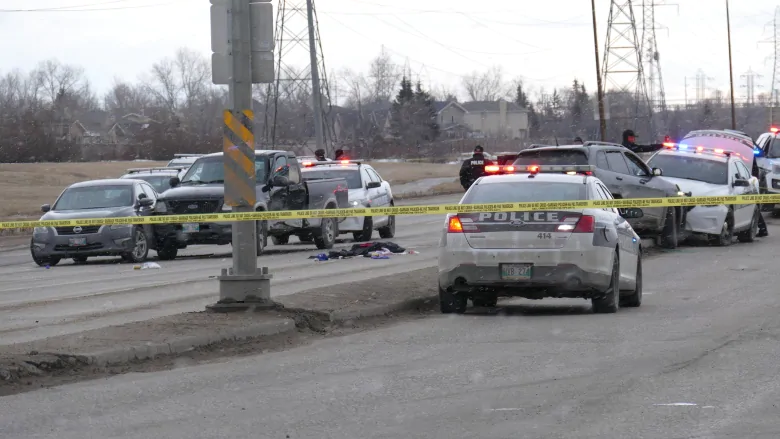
[
  {"xmin": 390, "ymin": 77, "xmax": 440, "ymax": 144},
  {"xmin": 515, "ymin": 83, "xmax": 529, "ymax": 108}
]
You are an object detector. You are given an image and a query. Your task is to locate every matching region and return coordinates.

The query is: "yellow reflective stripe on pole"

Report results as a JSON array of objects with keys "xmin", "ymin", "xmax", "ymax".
[{"xmin": 4, "ymin": 194, "xmax": 780, "ymax": 229}]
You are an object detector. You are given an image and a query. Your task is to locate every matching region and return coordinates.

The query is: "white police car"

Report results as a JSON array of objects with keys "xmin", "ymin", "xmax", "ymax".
[
  {"xmin": 647, "ymin": 144, "xmax": 761, "ymax": 246},
  {"xmin": 754, "ymin": 127, "xmax": 780, "ymax": 215},
  {"xmin": 437, "ymin": 165, "xmax": 643, "ymax": 314},
  {"xmin": 300, "ymin": 159, "xmax": 395, "ymax": 241}
]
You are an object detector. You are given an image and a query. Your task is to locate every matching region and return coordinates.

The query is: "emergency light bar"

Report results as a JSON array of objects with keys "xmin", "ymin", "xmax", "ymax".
[
  {"xmin": 517, "ymin": 165, "xmax": 596, "ymax": 174},
  {"xmin": 663, "ymin": 142, "xmax": 735, "ymax": 156},
  {"xmin": 301, "ymin": 159, "xmax": 363, "ymax": 168},
  {"xmin": 771, "ymin": 126, "xmax": 779, "ymax": 133},
  {"xmin": 127, "ymin": 167, "xmax": 185, "ymax": 173},
  {"xmin": 172, "ymin": 154, "xmax": 204, "ymax": 158}
]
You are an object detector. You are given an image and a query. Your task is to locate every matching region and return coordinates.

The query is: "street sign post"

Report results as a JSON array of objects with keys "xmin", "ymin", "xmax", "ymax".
[{"xmin": 208, "ymin": 0, "xmax": 276, "ymax": 312}]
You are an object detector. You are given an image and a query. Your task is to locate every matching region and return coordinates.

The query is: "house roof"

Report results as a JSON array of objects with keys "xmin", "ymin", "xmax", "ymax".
[{"xmin": 461, "ymin": 100, "xmax": 526, "ymax": 113}]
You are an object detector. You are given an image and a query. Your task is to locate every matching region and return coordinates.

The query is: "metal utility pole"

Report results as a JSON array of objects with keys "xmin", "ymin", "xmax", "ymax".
[
  {"xmin": 603, "ymin": 0, "xmax": 652, "ymax": 136},
  {"xmin": 726, "ymin": 0, "xmax": 736, "ymax": 129},
  {"xmin": 265, "ymin": 0, "xmax": 335, "ymax": 153},
  {"xmin": 210, "ymin": 0, "xmax": 275, "ymax": 311},
  {"xmin": 591, "ymin": 0, "xmax": 607, "ymax": 140}
]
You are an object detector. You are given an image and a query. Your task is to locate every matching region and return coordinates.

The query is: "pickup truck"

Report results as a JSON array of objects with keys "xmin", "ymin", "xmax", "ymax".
[{"xmin": 151, "ymin": 149, "xmax": 349, "ymax": 260}]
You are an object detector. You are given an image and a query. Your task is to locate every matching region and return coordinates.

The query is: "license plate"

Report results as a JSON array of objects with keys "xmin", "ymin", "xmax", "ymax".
[
  {"xmin": 69, "ymin": 237, "xmax": 87, "ymax": 246},
  {"xmin": 182, "ymin": 223, "xmax": 200, "ymax": 233},
  {"xmin": 500, "ymin": 264, "xmax": 533, "ymax": 280}
]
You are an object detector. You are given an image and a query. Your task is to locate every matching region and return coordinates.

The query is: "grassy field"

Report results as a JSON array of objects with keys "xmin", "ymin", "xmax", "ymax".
[{"xmin": 0, "ymin": 160, "xmax": 459, "ymax": 220}]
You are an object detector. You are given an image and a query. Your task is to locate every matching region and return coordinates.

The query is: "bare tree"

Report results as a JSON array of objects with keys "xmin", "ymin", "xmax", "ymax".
[
  {"xmin": 461, "ymin": 65, "xmax": 508, "ymax": 101},
  {"xmin": 104, "ymin": 79, "xmax": 152, "ymax": 115},
  {"xmin": 364, "ymin": 46, "xmax": 401, "ymax": 103},
  {"xmin": 431, "ymin": 84, "xmax": 460, "ymax": 102},
  {"xmin": 35, "ymin": 60, "xmax": 87, "ymax": 104}
]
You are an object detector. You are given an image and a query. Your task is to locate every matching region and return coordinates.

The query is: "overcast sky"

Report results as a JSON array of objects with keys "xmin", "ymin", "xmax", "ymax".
[{"xmin": 0, "ymin": 0, "xmax": 776, "ymax": 106}]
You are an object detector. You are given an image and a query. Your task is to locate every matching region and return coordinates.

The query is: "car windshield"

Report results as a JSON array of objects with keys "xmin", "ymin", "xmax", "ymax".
[
  {"xmin": 124, "ymin": 175, "xmax": 173, "ymax": 193},
  {"xmin": 181, "ymin": 156, "xmax": 268, "ymax": 185},
  {"xmin": 513, "ymin": 149, "xmax": 589, "ymax": 166},
  {"xmin": 462, "ymin": 181, "xmax": 587, "ymax": 204},
  {"xmin": 680, "ymin": 134, "xmax": 754, "ymax": 167},
  {"xmin": 53, "ymin": 185, "xmax": 133, "ymax": 211},
  {"xmin": 302, "ymin": 168, "xmax": 362, "ymax": 189},
  {"xmin": 648, "ymin": 154, "xmax": 728, "ymax": 185}
]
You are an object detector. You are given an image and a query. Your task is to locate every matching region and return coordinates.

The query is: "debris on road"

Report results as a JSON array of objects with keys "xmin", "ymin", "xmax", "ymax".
[
  {"xmin": 134, "ymin": 262, "xmax": 161, "ymax": 270},
  {"xmin": 309, "ymin": 241, "xmax": 408, "ymax": 261}
]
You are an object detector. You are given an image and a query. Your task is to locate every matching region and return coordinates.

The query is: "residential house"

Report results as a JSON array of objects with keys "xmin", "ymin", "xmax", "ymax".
[{"xmin": 460, "ymin": 100, "xmax": 528, "ymax": 139}]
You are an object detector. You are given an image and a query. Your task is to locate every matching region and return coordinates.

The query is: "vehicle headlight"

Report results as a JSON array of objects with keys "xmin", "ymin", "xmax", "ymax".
[
  {"xmin": 222, "ymin": 203, "xmax": 232, "ymax": 211},
  {"xmin": 33, "ymin": 227, "xmax": 48, "ymax": 234},
  {"xmin": 350, "ymin": 199, "xmax": 368, "ymax": 207},
  {"xmin": 109, "ymin": 224, "xmax": 132, "ymax": 230},
  {"xmin": 677, "ymin": 191, "xmax": 686, "ymax": 197},
  {"xmin": 154, "ymin": 200, "xmax": 167, "ymax": 213}
]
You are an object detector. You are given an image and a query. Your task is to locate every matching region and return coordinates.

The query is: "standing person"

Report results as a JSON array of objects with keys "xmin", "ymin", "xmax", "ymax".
[
  {"xmin": 334, "ymin": 149, "xmax": 345, "ymax": 160},
  {"xmin": 459, "ymin": 145, "xmax": 493, "ymax": 190},
  {"xmin": 750, "ymin": 158, "xmax": 770, "ymax": 237},
  {"xmin": 621, "ymin": 129, "xmax": 665, "ymax": 153},
  {"xmin": 314, "ymin": 149, "xmax": 327, "ymax": 161}
]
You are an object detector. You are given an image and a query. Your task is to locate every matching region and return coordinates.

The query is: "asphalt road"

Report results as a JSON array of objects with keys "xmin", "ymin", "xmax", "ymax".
[
  {"xmin": 2, "ymin": 218, "xmax": 779, "ymax": 438},
  {"xmin": 0, "ymin": 194, "xmax": 461, "ymax": 345}
]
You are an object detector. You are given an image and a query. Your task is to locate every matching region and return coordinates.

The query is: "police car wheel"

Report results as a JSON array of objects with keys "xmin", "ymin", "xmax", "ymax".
[
  {"xmin": 620, "ymin": 253, "xmax": 642, "ymax": 308},
  {"xmin": 378, "ymin": 214, "xmax": 395, "ymax": 239},
  {"xmin": 709, "ymin": 212, "xmax": 734, "ymax": 247},
  {"xmin": 737, "ymin": 207, "xmax": 760, "ymax": 243},
  {"xmin": 592, "ymin": 251, "xmax": 620, "ymax": 314},
  {"xmin": 658, "ymin": 208, "xmax": 678, "ymax": 249},
  {"xmin": 353, "ymin": 217, "xmax": 373, "ymax": 242},
  {"xmin": 439, "ymin": 285, "xmax": 467, "ymax": 314}
]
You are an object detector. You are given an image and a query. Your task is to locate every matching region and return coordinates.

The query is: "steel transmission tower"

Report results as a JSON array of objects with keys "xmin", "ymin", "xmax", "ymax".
[
  {"xmin": 264, "ymin": 0, "xmax": 335, "ymax": 150},
  {"xmin": 741, "ymin": 68, "xmax": 762, "ymax": 105},
  {"xmin": 602, "ymin": 0, "xmax": 652, "ymax": 133},
  {"xmin": 761, "ymin": 7, "xmax": 780, "ymax": 107},
  {"xmin": 640, "ymin": 1, "xmax": 667, "ymax": 112}
]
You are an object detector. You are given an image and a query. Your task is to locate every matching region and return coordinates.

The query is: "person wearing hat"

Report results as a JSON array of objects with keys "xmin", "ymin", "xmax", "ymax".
[
  {"xmin": 459, "ymin": 145, "xmax": 494, "ymax": 190},
  {"xmin": 621, "ymin": 129, "xmax": 664, "ymax": 153},
  {"xmin": 314, "ymin": 149, "xmax": 327, "ymax": 161}
]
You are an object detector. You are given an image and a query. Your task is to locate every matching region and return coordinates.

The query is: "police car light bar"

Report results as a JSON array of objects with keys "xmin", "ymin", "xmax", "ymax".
[
  {"xmin": 172, "ymin": 154, "xmax": 204, "ymax": 158},
  {"xmin": 664, "ymin": 143, "xmax": 734, "ymax": 156},
  {"xmin": 771, "ymin": 126, "xmax": 779, "ymax": 133},
  {"xmin": 517, "ymin": 165, "xmax": 596, "ymax": 174},
  {"xmin": 301, "ymin": 159, "xmax": 363, "ymax": 168}
]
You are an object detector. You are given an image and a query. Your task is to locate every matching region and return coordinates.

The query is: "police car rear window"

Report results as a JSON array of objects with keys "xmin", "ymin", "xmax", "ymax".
[
  {"xmin": 513, "ymin": 150, "xmax": 589, "ymax": 166},
  {"xmin": 462, "ymin": 182, "xmax": 587, "ymax": 204}
]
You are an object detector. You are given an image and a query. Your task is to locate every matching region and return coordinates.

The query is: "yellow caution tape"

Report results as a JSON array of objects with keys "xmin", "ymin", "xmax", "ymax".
[{"xmin": 3, "ymin": 194, "xmax": 780, "ymax": 230}]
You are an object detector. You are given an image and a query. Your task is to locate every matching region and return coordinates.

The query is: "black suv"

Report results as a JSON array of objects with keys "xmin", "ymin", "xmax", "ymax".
[{"xmin": 513, "ymin": 141, "xmax": 687, "ymax": 248}]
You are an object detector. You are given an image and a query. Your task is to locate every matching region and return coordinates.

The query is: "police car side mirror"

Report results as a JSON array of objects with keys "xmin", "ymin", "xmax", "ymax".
[
  {"xmin": 169, "ymin": 177, "xmax": 180, "ymax": 188},
  {"xmin": 41, "ymin": 204, "xmax": 51, "ymax": 213},
  {"xmin": 651, "ymin": 168, "xmax": 663, "ymax": 176},
  {"xmin": 733, "ymin": 178, "xmax": 750, "ymax": 187},
  {"xmin": 366, "ymin": 181, "xmax": 381, "ymax": 189},
  {"xmin": 620, "ymin": 208, "xmax": 644, "ymax": 219}
]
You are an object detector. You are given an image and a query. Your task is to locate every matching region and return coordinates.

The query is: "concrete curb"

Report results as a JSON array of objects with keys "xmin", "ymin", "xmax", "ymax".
[
  {"xmin": 324, "ymin": 296, "xmax": 437, "ymax": 323},
  {"xmin": 43, "ymin": 318, "xmax": 295, "ymax": 367}
]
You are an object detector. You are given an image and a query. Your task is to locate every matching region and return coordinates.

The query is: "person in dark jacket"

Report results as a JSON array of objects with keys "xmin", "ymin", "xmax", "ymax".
[
  {"xmin": 573, "ymin": 136, "xmax": 584, "ymax": 144},
  {"xmin": 334, "ymin": 149, "xmax": 345, "ymax": 160},
  {"xmin": 621, "ymin": 129, "xmax": 665, "ymax": 153},
  {"xmin": 749, "ymin": 158, "xmax": 769, "ymax": 237},
  {"xmin": 314, "ymin": 149, "xmax": 327, "ymax": 161},
  {"xmin": 459, "ymin": 145, "xmax": 494, "ymax": 190}
]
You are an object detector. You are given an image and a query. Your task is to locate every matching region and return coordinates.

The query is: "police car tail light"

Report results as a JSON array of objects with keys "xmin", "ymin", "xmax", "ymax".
[
  {"xmin": 447, "ymin": 215, "xmax": 479, "ymax": 233},
  {"xmin": 559, "ymin": 215, "xmax": 594, "ymax": 233},
  {"xmin": 485, "ymin": 165, "xmax": 500, "ymax": 173}
]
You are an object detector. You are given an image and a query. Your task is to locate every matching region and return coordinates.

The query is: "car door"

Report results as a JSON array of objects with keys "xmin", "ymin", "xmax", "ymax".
[
  {"xmin": 733, "ymin": 160, "xmax": 756, "ymax": 229},
  {"xmin": 594, "ymin": 181, "xmax": 637, "ymax": 287},
  {"xmin": 622, "ymin": 151, "xmax": 666, "ymax": 224},
  {"xmin": 135, "ymin": 183, "xmax": 157, "ymax": 239},
  {"xmin": 600, "ymin": 150, "xmax": 659, "ymax": 229},
  {"xmin": 268, "ymin": 155, "xmax": 303, "ymax": 228},
  {"xmin": 361, "ymin": 166, "xmax": 386, "ymax": 226}
]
